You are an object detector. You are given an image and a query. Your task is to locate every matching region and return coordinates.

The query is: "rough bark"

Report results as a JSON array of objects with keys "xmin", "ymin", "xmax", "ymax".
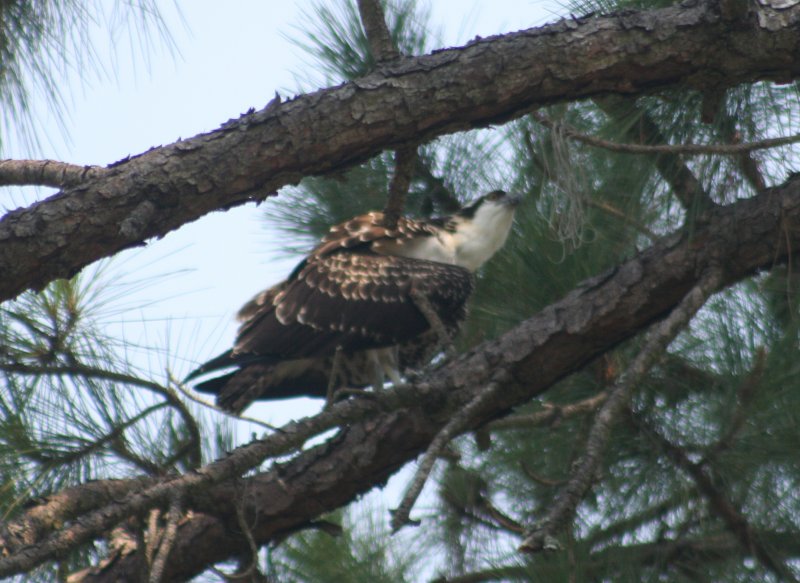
[
  {"xmin": 1, "ymin": 0, "xmax": 800, "ymax": 302},
  {"xmin": 11, "ymin": 174, "xmax": 800, "ymax": 581}
]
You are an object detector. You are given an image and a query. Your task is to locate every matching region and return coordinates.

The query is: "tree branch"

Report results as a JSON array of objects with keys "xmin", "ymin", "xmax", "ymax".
[
  {"xmin": 518, "ymin": 268, "xmax": 722, "ymax": 554},
  {"xmin": 486, "ymin": 391, "xmax": 607, "ymax": 431},
  {"xmin": 391, "ymin": 379, "xmax": 503, "ymax": 532},
  {"xmin": 593, "ymin": 97, "xmax": 714, "ymax": 212},
  {"xmin": 383, "ymin": 145, "xmax": 416, "ymax": 228},
  {"xmin": 2, "ymin": 0, "xmax": 800, "ymax": 301},
  {"xmin": 532, "ymin": 111, "xmax": 800, "ymax": 157},
  {"xmin": 0, "ymin": 159, "xmax": 106, "ymax": 188},
  {"xmin": 356, "ymin": 0, "xmax": 399, "ymax": 62},
  {"xmin": 16, "ymin": 174, "xmax": 800, "ymax": 580}
]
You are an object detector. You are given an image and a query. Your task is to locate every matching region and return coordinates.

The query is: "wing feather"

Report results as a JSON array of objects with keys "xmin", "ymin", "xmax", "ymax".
[{"xmin": 233, "ymin": 250, "xmax": 472, "ymax": 360}]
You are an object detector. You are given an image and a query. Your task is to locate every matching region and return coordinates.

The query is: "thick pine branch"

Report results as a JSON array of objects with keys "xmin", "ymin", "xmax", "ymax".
[
  {"xmin": 4, "ymin": 174, "xmax": 800, "ymax": 581},
  {"xmin": 1, "ymin": 0, "xmax": 799, "ymax": 301}
]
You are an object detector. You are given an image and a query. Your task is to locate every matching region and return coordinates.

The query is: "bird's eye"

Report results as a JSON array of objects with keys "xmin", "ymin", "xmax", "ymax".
[{"xmin": 487, "ymin": 190, "xmax": 504, "ymax": 201}]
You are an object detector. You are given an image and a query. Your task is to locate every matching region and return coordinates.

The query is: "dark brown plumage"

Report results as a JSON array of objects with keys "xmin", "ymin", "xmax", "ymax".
[{"xmin": 187, "ymin": 191, "xmax": 519, "ymax": 413}]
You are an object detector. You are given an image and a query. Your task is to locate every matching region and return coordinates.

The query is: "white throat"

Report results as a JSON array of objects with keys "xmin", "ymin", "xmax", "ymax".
[
  {"xmin": 449, "ymin": 204, "xmax": 515, "ymax": 271},
  {"xmin": 377, "ymin": 201, "xmax": 516, "ymax": 271}
]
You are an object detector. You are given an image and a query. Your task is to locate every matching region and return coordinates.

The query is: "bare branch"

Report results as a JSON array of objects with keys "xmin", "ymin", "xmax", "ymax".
[
  {"xmin": 0, "ymin": 159, "xmax": 106, "ymax": 188},
  {"xmin": 487, "ymin": 392, "xmax": 607, "ymax": 431},
  {"xmin": 391, "ymin": 379, "xmax": 503, "ymax": 532},
  {"xmin": 149, "ymin": 493, "xmax": 183, "ymax": 583},
  {"xmin": 356, "ymin": 0, "xmax": 399, "ymax": 62},
  {"xmin": 519, "ymin": 268, "xmax": 723, "ymax": 553},
  {"xmin": 532, "ymin": 111, "xmax": 800, "ymax": 157},
  {"xmin": 383, "ymin": 145, "xmax": 417, "ymax": 228}
]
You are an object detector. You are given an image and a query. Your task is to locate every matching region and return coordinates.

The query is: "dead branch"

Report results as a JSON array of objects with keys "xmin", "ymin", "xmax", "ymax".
[
  {"xmin": 519, "ymin": 268, "xmax": 723, "ymax": 553},
  {"xmin": 391, "ymin": 379, "xmax": 504, "ymax": 532}
]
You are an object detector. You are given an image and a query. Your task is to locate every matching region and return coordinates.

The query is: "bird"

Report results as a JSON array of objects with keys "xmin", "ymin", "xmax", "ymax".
[{"xmin": 186, "ymin": 190, "xmax": 521, "ymax": 413}]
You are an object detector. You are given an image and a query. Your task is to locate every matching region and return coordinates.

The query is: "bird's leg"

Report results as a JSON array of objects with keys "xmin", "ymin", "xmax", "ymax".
[
  {"xmin": 369, "ymin": 349, "xmax": 386, "ymax": 392},
  {"xmin": 385, "ymin": 346, "xmax": 402, "ymax": 386},
  {"xmin": 325, "ymin": 346, "xmax": 344, "ymax": 408},
  {"xmin": 410, "ymin": 290, "xmax": 456, "ymax": 359}
]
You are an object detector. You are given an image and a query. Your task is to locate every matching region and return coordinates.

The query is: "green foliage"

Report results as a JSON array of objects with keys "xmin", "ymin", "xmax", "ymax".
[
  {"xmin": 291, "ymin": 0, "xmax": 433, "ymax": 83},
  {"xmin": 0, "ymin": 0, "xmax": 174, "ymax": 153},
  {"xmin": 272, "ymin": 507, "xmax": 422, "ymax": 582},
  {"xmin": 0, "ymin": 262, "xmax": 236, "ymax": 581}
]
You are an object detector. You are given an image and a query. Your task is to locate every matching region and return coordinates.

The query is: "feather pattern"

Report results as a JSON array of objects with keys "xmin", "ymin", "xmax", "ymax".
[{"xmin": 187, "ymin": 191, "xmax": 520, "ymax": 412}]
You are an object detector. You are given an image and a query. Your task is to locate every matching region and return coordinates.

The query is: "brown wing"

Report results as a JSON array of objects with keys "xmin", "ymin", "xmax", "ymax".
[
  {"xmin": 313, "ymin": 213, "xmax": 440, "ymax": 257},
  {"xmin": 233, "ymin": 250, "xmax": 473, "ymax": 360}
]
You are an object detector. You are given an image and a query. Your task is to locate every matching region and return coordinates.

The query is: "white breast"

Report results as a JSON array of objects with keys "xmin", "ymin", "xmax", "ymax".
[{"xmin": 373, "ymin": 235, "xmax": 457, "ymax": 265}]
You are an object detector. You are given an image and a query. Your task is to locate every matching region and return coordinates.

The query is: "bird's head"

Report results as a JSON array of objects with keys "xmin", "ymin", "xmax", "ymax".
[{"xmin": 449, "ymin": 190, "xmax": 522, "ymax": 271}]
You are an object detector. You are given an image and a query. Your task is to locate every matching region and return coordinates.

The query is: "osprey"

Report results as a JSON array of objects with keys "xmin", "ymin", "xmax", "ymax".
[{"xmin": 187, "ymin": 190, "xmax": 520, "ymax": 413}]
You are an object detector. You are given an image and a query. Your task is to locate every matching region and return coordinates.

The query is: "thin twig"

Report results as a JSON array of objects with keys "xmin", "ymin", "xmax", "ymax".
[
  {"xmin": 0, "ymin": 159, "xmax": 106, "ymax": 188},
  {"xmin": 2, "ymin": 361, "xmax": 203, "ymax": 469},
  {"xmin": 520, "ymin": 462, "xmax": 566, "ymax": 488},
  {"xmin": 589, "ymin": 99, "xmax": 714, "ymax": 212},
  {"xmin": 356, "ymin": 0, "xmax": 399, "ymax": 62},
  {"xmin": 168, "ymin": 372, "xmax": 283, "ymax": 433},
  {"xmin": 391, "ymin": 379, "xmax": 504, "ymax": 532},
  {"xmin": 148, "ymin": 492, "xmax": 183, "ymax": 583},
  {"xmin": 586, "ymin": 199, "xmax": 659, "ymax": 242},
  {"xmin": 532, "ymin": 111, "xmax": 800, "ymax": 156},
  {"xmin": 487, "ymin": 392, "xmax": 608, "ymax": 431},
  {"xmin": 519, "ymin": 268, "xmax": 723, "ymax": 553}
]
